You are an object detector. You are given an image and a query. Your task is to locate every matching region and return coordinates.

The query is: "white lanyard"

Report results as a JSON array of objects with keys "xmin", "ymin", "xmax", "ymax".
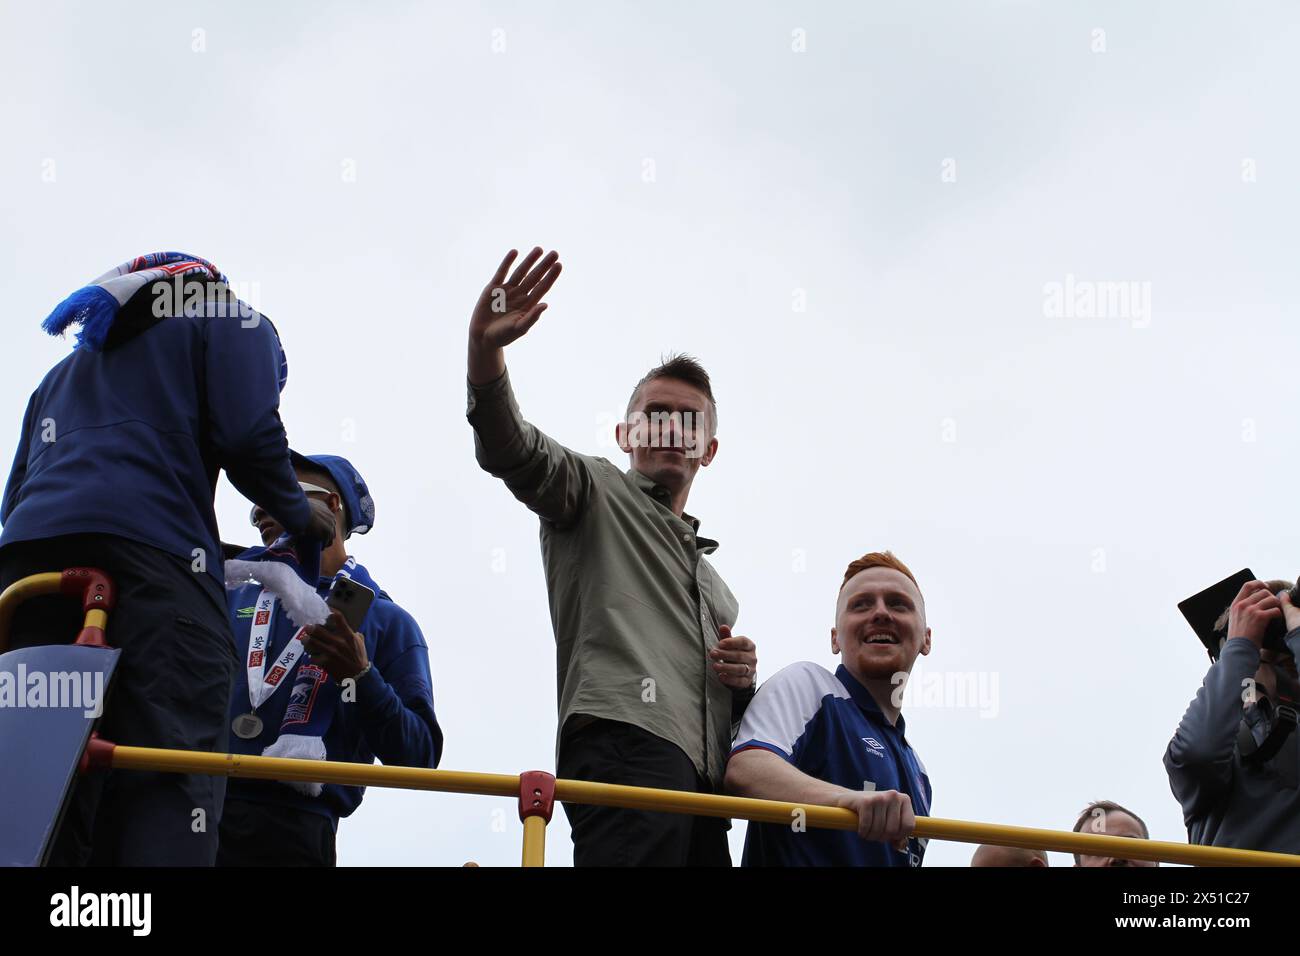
[{"xmin": 245, "ymin": 589, "xmax": 308, "ymax": 711}]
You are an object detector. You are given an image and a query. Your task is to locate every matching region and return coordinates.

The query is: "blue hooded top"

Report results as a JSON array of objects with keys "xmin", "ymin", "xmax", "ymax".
[
  {"xmin": 0, "ymin": 277, "xmax": 311, "ymax": 589},
  {"xmin": 225, "ymin": 571, "xmax": 443, "ymax": 826}
]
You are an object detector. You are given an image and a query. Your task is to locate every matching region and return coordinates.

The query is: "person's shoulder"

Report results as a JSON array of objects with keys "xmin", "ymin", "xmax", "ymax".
[
  {"xmin": 757, "ymin": 661, "xmax": 845, "ymax": 706},
  {"xmin": 27, "ymin": 350, "xmax": 80, "ymax": 400},
  {"xmin": 366, "ymin": 595, "xmax": 426, "ymax": 643},
  {"xmin": 368, "ymin": 593, "xmax": 412, "ymax": 625},
  {"xmin": 767, "ymin": 659, "xmax": 840, "ymax": 687},
  {"xmin": 583, "ymin": 455, "xmax": 622, "ymax": 481},
  {"xmin": 733, "ymin": 661, "xmax": 844, "ymax": 758}
]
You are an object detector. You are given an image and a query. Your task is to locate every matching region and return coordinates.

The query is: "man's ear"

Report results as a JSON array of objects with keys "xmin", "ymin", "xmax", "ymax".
[
  {"xmin": 615, "ymin": 420, "xmax": 632, "ymax": 455},
  {"xmin": 919, "ymin": 626, "xmax": 932, "ymax": 658},
  {"xmin": 830, "ymin": 626, "xmax": 841, "ymax": 656},
  {"xmin": 698, "ymin": 436, "xmax": 719, "ymax": 467},
  {"xmin": 329, "ymin": 493, "xmax": 346, "ymax": 535}
]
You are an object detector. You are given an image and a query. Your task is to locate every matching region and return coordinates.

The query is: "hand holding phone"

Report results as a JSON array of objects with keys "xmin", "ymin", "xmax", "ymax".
[{"xmin": 326, "ymin": 577, "xmax": 376, "ymax": 632}]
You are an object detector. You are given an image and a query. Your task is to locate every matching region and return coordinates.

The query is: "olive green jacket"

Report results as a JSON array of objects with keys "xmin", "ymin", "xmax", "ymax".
[{"xmin": 467, "ymin": 369, "xmax": 751, "ymax": 786}]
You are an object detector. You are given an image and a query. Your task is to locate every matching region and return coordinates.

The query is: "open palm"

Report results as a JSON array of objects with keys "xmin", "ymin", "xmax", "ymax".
[{"xmin": 470, "ymin": 247, "xmax": 563, "ymax": 350}]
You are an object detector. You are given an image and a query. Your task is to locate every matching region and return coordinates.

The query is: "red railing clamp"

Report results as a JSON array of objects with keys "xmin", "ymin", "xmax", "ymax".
[
  {"xmin": 60, "ymin": 568, "xmax": 115, "ymax": 648},
  {"xmin": 60, "ymin": 567, "xmax": 116, "ymax": 613},
  {"xmin": 77, "ymin": 733, "xmax": 117, "ymax": 775},
  {"xmin": 518, "ymin": 770, "xmax": 556, "ymax": 823}
]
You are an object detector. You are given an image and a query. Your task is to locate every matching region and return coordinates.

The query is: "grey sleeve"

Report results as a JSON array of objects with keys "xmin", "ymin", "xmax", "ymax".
[
  {"xmin": 465, "ymin": 369, "xmax": 595, "ymax": 529},
  {"xmin": 1163, "ymin": 637, "xmax": 1260, "ymax": 819},
  {"xmin": 1286, "ymin": 627, "xmax": 1300, "ymax": 665}
]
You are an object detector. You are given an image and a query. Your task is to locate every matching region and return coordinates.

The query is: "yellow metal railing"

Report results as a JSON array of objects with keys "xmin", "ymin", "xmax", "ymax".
[
  {"xmin": 88, "ymin": 742, "xmax": 1300, "ymax": 867},
  {"xmin": 0, "ymin": 572, "xmax": 66, "ymax": 649}
]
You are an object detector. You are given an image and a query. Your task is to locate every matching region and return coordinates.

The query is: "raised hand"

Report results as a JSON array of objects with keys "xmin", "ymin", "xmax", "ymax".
[{"xmin": 468, "ymin": 247, "xmax": 562, "ymax": 384}]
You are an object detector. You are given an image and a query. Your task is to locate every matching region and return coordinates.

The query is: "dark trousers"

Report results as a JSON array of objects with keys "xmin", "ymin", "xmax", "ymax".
[
  {"xmin": 557, "ymin": 718, "xmax": 731, "ymax": 867},
  {"xmin": 216, "ymin": 797, "xmax": 337, "ymax": 867},
  {"xmin": 0, "ymin": 533, "xmax": 236, "ymax": 866}
]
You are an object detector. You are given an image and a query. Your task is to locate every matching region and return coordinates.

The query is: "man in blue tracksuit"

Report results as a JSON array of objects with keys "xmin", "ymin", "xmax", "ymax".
[
  {"xmin": 0, "ymin": 254, "xmax": 335, "ymax": 865},
  {"xmin": 217, "ymin": 452, "xmax": 442, "ymax": 866}
]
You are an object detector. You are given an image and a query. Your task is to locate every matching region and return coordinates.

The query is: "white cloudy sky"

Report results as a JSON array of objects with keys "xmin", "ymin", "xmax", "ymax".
[{"xmin": 2, "ymin": 1, "xmax": 1297, "ymax": 866}]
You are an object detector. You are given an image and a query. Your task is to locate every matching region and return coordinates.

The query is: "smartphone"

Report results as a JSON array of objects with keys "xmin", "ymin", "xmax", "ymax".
[{"xmin": 326, "ymin": 577, "xmax": 376, "ymax": 631}]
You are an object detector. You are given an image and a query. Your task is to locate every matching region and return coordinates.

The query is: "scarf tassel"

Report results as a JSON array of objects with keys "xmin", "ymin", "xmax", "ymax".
[
  {"xmin": 41, "ymin": 285, "xmax": 119, "ymax": 352},
  {"xmin": 260, "ymin": 734, "xmax": 327, "ymax": 797},
  {"xmin": 224, "ymin": 559, "xmax": 329, "ymax": 629}
]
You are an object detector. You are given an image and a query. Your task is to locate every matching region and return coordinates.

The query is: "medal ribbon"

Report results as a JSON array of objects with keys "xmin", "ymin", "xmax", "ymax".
[{"xmin": 245, "ymin": 589, "xmax": 309, "ymax": 711}]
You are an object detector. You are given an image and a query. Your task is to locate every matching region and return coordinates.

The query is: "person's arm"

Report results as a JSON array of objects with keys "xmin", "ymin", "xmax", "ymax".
[
  {"xmin": 724, "ymin": 662, "xmax": 913, "ymax": 846},
  {"xmin": 728, "ymin": 746, "xmax": 914, "ymax": 846},
  {"xmin": 1164, "ymin": 581, "xmax": 1280, "ymax": 812},
  {"xmin": 727, "ymin": 747, "xmax": 853, "ymax": 806},
  {"xmin": 467, "ymin": 371, "xmax": 597, "ymax": 529},
  {"xmin": 465, "ymin": 248, "xmax": 594, "ymax": 528},
  {"xmin": 0, "ymin": 393, "xmax": 36, "ymax": 523},
  {"xmin": 305, "ymin": 607, "xmax": 442, "ymax": 769},
  {"xmin": 352, "ymin": 645, "xmax": 441, "ymax": 770},
  {"xmin": 1163, "ymin": 639, "xmax": 1258, "ymax": 806},
  {"xmin": 203, "ymin": 314, "xmax": 312, "ymax": 536}
]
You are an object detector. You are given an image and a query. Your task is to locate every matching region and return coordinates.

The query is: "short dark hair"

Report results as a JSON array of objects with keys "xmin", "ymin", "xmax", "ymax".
[
  {"xmin": 1072, "ymin": 800, "xmax": 1149, "ymax": 863},
  {"xmin": 626, "ymin": 353, "xmax": 718, "ymax": 433}
]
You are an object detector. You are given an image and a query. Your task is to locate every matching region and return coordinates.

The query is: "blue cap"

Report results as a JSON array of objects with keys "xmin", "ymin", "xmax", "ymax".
[{"xmin": 289, "ymin": 451, "xmax": 374, "ymax": 539}]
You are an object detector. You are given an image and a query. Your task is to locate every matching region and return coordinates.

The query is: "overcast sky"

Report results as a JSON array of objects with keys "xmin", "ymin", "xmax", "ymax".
[{"xmin": 2, "ymin": 1, "xmax": 1297, "ymax": 866}]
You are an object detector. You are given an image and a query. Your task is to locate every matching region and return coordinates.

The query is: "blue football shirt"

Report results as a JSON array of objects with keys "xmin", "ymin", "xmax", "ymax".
[{"xmin": 730, "ymin": 661, "xmax": 932, "ymax": 866}]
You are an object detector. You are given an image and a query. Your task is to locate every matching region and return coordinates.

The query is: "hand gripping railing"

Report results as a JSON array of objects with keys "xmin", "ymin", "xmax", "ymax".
[{"xmin": 77, "ymin": 738, "xmax": 1300, "ymax": 867}]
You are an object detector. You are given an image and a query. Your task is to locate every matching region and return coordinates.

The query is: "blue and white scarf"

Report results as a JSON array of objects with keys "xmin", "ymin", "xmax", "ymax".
[
  {"xmin": 42, "ymin": 251, "xmax": 288, "ymax": 390},
  {"xmin": 226, "ymin": 533, "xmax": 328, "ymax": 629},
  {"xmin": 230, "ymin": 547, "xmax": 383, "ymax": 797}
]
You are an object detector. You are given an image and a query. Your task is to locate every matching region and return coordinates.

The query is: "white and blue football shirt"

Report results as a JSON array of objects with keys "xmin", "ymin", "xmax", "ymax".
[{"xmin": 730, "ymin": 660, "xmax": 932, "ymax": 866}]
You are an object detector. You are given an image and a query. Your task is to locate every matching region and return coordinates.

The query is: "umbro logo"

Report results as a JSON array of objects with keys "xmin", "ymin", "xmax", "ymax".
[{"xmin": 862, "ymin": 737, "xmax": 885, "ymax": 756}]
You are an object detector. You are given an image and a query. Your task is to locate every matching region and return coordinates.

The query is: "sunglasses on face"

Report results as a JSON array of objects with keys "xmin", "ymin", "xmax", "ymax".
[{"xmin": 249, "ymin": 482, "xmax": 334, "ymax": 528}]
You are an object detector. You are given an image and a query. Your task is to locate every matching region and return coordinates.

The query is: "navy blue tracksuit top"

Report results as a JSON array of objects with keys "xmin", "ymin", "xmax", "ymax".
[{"xmin": 0, "ymin": 307, "xmax": 311, "ymax": 588}]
